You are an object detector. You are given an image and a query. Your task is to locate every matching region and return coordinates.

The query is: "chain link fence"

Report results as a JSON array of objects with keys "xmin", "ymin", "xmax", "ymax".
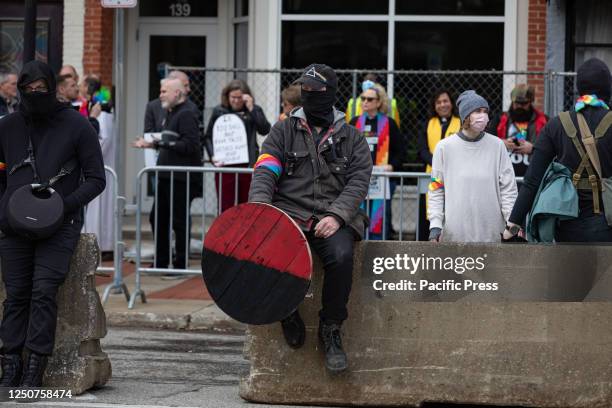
[{"xmin": 163, "ymin": 66, "xmax": 577, "ymax": 216}]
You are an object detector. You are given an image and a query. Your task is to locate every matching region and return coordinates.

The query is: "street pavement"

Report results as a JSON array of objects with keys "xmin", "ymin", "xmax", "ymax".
[{"xmin": 2, "ymin": 327, "xmax": 344, "ymax": 408}]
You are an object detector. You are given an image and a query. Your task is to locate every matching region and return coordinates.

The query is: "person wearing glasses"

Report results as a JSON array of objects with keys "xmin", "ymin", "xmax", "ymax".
[
  {"xmin": 0, "ymin": 61, "xmax": 105, "ymax": 387},
  {"xmin": 488, "ymin": 84, "xmax": 548, "ymax": 178},
  {"xmin": 349, "ymin": 83, "xmax": 403, "ymax": 240}
]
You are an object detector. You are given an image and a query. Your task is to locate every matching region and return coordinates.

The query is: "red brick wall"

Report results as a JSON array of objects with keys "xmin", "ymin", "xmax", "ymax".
[
  {"xmin": 83, "ymin": 0, "xmax": 114, "ymax": 87},
  {"xmin": 527, "ymin": 0, "xmax": 547, "ymax": 109}
]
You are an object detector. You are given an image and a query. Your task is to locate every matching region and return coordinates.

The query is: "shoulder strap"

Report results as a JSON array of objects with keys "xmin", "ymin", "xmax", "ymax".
[
  {"xmin": 45, "ymin": 158, "xmax": 79, "ymax": 188},
  {"xmin": 595, "ymin": 111, "xmax": 612, "ymax": 139},
  {"xmin": 559, "ymin": 111, "xmax": 577, "ymax": 139},
  {"xmin": 576, "ymin": 113, "xmax": 603, "ymax": 180}
]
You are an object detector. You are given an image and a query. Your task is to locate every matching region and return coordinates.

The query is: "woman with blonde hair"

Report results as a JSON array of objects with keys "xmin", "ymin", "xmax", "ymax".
[{"xmin": 349, "ymin": 82, "xmax": 404, "ymax": 239}]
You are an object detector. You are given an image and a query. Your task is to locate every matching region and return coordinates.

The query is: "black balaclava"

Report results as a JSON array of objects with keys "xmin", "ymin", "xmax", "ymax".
[
  {"xmin": 301, "ymin": 87, "xmax": 336, "ymax": 128},
  {"xmin": 576, "ymin": 58, "xmax": 612, "ymax": 102},
  {"xmin": 509, "ymin": 105, "xmax": 533, "ymax": 123},
  {"xmin": 18, "ymin": 60, "xmax": 62, "ymax": 119}
]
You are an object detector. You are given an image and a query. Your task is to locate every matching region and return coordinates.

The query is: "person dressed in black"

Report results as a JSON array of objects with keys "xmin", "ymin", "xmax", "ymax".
[
  {"xmin": 0, "ymin": 61, "xmax": 105, "ymax": 387},
  {"xmin": 249, "ymin": 64, "xmax": 372, "ymax": 373},
  {"xmin": 133, "ymin": 78, "xmax": 201, "ymax": 270},
  {"xmin": 503, "ymin": 58, "xmax": 612, "ymax": 242},
  {"xmin": 204, "ymin": 79, "xmax": 271, "ymax": 213}
]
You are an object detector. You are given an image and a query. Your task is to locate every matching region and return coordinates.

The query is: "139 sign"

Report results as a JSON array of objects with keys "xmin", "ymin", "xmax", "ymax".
[{"xmin": 169, "ymin": 2, "xmax": 191, "ymax": 17}]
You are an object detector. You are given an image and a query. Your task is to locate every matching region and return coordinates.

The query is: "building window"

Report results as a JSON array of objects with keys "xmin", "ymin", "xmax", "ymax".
[
  {"xmin": 281, "ymin": 21, "xmax": 387, "ymax": 69},
  {"xmin": 396, "ymin": 0, "xmax": 504, "ymax": 16},
  {"xmin": 395, "ymin": 22, "xmax": 503, "ymax": 70},
  {"xmin": 0, "ymin": 20, "xmax": 49, "ymax": 72},
  {"xmin": 572, "ymin": 0, "xmax": 612, "ymax": 70},
  {"xmin": 283, "ymin": 0, "xmax": 388, "ymax": 15}
]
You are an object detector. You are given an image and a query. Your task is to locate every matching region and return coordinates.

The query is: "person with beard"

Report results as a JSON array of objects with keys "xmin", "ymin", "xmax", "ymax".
[
  {"xmin": 133, "ymin": 78, "xmax": 201, "ymax": 271},
  {"xmin": 249, "ymin": 64, "xmax": 372, "ymax": 373},
  {"xmin": 428, "ymin": 90, "xmax": 517, "ymax": 243},
  {"xmin": 144, "ymin": 70, "xmax": 199, "ymax": 134},
  {"xmin": 204, "ymin": 79, "xmax": 271, "ymax": 212},
  {"xmin": 503, "ymin": 58, "xmax": 612, "ymax": 243},
  {"xmin": 488, "ymin": 84, "xmax": 548, "ymax": 177},
  {"xmin": 0, "ymin": 61, "xmax": 105, "ymax": 387}
]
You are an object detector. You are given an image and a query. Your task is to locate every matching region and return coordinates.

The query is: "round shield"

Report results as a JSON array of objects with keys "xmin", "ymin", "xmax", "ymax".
[{"xmin": 202, "ymin": 202, "xmax": 312, "ymax": 325}]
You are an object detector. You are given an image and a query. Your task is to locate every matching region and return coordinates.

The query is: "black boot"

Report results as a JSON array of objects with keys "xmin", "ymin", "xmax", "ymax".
[
  {"xmin": 0, "ymin": 354, "xmax": 23, "ymax": 387},
  {"xmin": 20, "ymin": 351, "xmax": 48, "ymax": 387},
  {"xmin": 318, "ymin": 320, "xmax": 348, "ymax": 373},
  {"xmin": 280, "ymin": 310, "xmax": 305, "ymax": 349}
]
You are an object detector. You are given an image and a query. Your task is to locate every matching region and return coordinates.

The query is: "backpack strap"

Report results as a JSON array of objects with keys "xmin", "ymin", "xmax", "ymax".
[
  {"xmin": 595, "ymin": 111, "xmax": 612, "ymax": 139},
  {"xmin": 559, "ymin": 111, "xmax": 601, "ymax": 213}
]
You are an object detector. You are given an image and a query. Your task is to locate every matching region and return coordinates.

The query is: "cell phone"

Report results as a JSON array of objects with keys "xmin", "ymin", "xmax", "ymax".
[{"xmin": 513, "ymin": 138, "xmax": 521, "ymax": 147}]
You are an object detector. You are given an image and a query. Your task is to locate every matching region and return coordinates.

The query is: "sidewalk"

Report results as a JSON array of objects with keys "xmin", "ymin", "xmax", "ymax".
[{"xmin": 95, "ymin": 261, "xmax": 244, "ymax": 333}]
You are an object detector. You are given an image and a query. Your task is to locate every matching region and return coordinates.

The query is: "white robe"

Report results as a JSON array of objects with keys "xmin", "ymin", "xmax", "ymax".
[{"xmin": 83, "ymin": 111, "xmax": 116, "ymax": 251}]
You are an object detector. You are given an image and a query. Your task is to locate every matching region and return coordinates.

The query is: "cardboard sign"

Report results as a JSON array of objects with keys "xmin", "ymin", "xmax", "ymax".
[
  {"xmin": 202, "ymin": 203, "xmax": 312, "ymax": 325},
  {"xmin": 212, "ymin": 114, "xmax": 249, "ymax": 165},
  {"xmin": 368, "ymin": 165, "xmax": 391, "ymax": 200},
  {"xmin": 143, "ymin": 132, "xmax": 161, "ymax": 167}
]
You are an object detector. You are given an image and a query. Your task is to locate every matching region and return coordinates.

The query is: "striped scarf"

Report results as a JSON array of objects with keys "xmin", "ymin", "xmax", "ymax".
[{"xmin": 356, "ymin": 113, "xmax": 390, "ymax": 235}]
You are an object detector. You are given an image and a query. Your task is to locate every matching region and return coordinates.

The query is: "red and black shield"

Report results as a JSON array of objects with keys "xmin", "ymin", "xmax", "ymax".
[{"xmin": 202, "ymin": 203, "xmax": 312, "ymax": 325}]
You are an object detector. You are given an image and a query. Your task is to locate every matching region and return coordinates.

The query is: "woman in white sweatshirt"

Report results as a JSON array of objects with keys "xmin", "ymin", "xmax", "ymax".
[{"xmin": 428, "ymin": 90, "xmax": 517, "ymax": 243}]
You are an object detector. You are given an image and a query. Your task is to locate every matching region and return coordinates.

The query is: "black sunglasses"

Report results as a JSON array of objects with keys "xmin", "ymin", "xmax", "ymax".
[{"xmin": 360, "ymin": 96, "xmax": 378, "ymax": 102}]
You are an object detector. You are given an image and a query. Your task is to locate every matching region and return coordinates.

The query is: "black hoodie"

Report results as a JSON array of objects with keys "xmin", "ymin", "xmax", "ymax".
[{"xmin": 0, "ymin": 61, "xmax": 106, "ymax": 234}]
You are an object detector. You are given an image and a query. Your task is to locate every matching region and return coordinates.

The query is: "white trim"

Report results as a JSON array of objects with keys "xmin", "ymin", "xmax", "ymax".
[
  {"xmin": 281, "ymin": 14, "xmax": 504, "ymax": 23},
  {"xmin": 387, "ymin": 0, "xmax": 395, "ymax": 99},
  {"xmin": 503, "ymin": 0, "xmax": 519, "ymax": 109},
  {"xmin": 62, "ymin": 0, "xmax": 85, "ymax": 76}
]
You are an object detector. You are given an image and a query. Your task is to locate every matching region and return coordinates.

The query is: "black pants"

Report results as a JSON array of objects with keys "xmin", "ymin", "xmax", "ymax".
[
  {"xmin": 150, "ymin": 178, "xmax": 190, "ymax": 269},
  {"xmin": 306, "ymin": 226, "xmax": 355, "ymax": 323},
  {"xmin": 0, "ymin": 222, "xmax": 82, "ymax": 356},
  {"xmin": 556, "ymin": 212, "xmax": 612, "ymax": 242}
]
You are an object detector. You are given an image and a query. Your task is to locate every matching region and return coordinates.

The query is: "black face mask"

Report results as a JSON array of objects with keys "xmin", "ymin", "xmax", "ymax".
[
  {"xmin": 510, "ymin": 106, "xmax": 532, "ymax": 122},
  {"xmin": 19, "ymin": 91, "xmax": 59, "ymax": 118},
  {"xmin": 301, "ymin": 88, "xmax": 336, "ymax": 128}
]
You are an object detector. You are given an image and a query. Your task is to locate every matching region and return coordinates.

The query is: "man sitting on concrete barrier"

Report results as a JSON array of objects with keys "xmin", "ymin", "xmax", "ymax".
[
  {"xmin": 249, "ymin": 64, "xmax": 372, "ymax": 373},
  {"xmin": 0, "ymin": 61, "xmax": 105, "ymax": 387}
]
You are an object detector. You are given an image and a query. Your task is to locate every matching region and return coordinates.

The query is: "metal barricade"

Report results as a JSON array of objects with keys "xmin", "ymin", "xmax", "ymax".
[
  {"xmin": 127, "ymin": 165, "xmax": 524, "ymax": 308},
  {"xmin": 98, "ymin": 166, "xmax": 130, "ymax": 304}
]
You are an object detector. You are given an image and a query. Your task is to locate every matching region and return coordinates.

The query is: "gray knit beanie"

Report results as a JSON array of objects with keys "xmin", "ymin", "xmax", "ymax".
[{"xmin": 457, "ymin": 90, "xmax": 489, "ymax": 122}]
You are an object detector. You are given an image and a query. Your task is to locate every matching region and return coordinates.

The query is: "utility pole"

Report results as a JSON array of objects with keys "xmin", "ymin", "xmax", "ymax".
[{"xmin": 23, "ymin": 0, "xmax": 38, "ymax": 63}]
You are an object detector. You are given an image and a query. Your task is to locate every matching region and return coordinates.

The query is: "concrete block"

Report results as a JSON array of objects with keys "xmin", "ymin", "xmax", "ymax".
[
  {"xmin": 0, "ymin": 234, "xmax": 111, "ymax": 394},
  {"xmin": 240, "ymin": 242, "xmax": 612, "ymax": 407}
]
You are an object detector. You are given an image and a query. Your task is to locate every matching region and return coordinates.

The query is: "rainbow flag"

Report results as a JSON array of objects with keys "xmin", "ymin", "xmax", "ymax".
[
  {"xmin": 254, "ymin": 153, "xmax": 282, "ymax": 177},
  {"xmin": 429, "ymin": 176, "xmax": 444, "ymax": 191}
]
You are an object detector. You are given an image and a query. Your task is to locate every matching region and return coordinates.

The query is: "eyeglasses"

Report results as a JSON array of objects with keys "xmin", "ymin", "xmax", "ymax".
[
  {"xmin": 514, "ymin": 101, "xmax": 530, "ymax": 107},
  {"xmin": 360, "ymin": 96, "xmax": 378, "ymax": 102}
]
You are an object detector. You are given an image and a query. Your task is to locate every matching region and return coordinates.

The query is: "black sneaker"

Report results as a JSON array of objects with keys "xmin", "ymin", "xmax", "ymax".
[
  {"xmin": 20, "ymin": 351, "xmax": 48, "ymax": 388},
  {"xmin": 0, "ymin": 354, "xmax": 22, "ymax": 387},
  {"xmin": 280, "ymin": 310, "xmax": 305, "ymax": 349},
  {"xmin": 318, "ymin": 320, "xmax": 348, "ymax": 373}
]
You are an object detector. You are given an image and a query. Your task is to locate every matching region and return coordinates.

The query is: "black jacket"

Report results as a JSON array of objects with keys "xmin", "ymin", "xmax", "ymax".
[
  {"xmin": 0, "ymin": 96, "xmax": 16, "ymax": 117},
  {"xmin": 509, "ymin": 106, "xmax": 612, "ymax": 225},
  {"xmin": 144, "ymin": 97, "xmax": 199, "ymax": 133},
  {"xmin": 204, "ymin": 104, "xmax": 271, "ymax": 165},
  {"xmin": 155, "ymin": 100, "xmax": 202, "ymax": 181},
  {"xmin": 0, "ymin": 107, "xmax": 106, "ymax": 233},
  {"xmin": 249, "ymin": 108, "xmax": 373, "ymax": 239}
]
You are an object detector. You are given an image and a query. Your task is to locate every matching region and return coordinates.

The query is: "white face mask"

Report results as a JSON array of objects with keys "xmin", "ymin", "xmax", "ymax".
[{"xmin": 469, "ymin": 112, "xmax": 489, "ymax": 133}]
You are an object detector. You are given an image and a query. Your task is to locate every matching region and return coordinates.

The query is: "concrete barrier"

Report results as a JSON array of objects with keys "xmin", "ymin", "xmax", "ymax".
[
  {"xmin": 240, "ymin": 242, "xmax": 612, "ymax": 407},
  {"xmin": 0, "ymin": 233, "xmax": 111, "ymax": 393}
]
